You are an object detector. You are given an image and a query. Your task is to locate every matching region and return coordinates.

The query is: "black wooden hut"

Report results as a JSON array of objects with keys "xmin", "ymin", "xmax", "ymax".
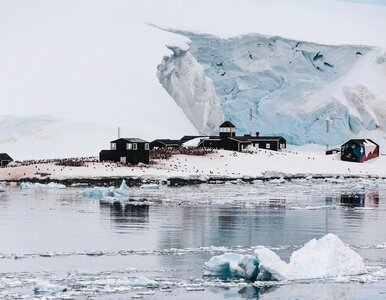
[
  {"xmin": 219, "ymin": 121, "xmax": 236, "ymax": 138},
  {"xmin": 197, "ymin": 122, "xmax": 286, "ymax": 152},
  {"xmin": 0, "ymin": 153, "xmax": 13, "ymax": 167},
  {"xmin": 341, "ymin": 139, "xmax": 379, "ymax": 163},
  {"xmin": 150, "ymin": 139, "xmax": 183, "ymax": 149},
  {"xmin": 247, "ymin": 135, "xmax": 286, "ymax": 151},
  {"xmin": 99, "ymin": 138, "xmax": 150, "ymax": 164}
]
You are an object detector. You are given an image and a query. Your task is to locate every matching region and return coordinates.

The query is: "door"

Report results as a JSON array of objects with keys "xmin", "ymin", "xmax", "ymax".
[{"xmin": 120, "ymin": 156, "xmax": 126, "ymax": 164}]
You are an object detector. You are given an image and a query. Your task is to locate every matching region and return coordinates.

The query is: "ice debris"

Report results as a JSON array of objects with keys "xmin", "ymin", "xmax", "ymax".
[
  {"xmin": 75, "ymin": 269, "xmax": 102, "ymax": 276},
  {"xmin": 203, "ymin": 234, "xmax": 366, "ymax": 281},
  {"xmin": 20, "ymin": 182, "xmax": 66, "ymax": 189},
  {"xmin": 130, "ymin": 276, "xmax": 159, "ymax": 288},
  {"xmin": 34, "ymin": 281, "xmax": 67, "ymax": 295},
  {"xmin": 79, "ymin": 180, "xmax": 130, "ymax": 199},
  {"xmin": 203, "ymin": 253, "xmax": 259, "ymax": 280},
  {"xmin": 140, "ymin": 183, "xmax": 160, "ymax": 189}
]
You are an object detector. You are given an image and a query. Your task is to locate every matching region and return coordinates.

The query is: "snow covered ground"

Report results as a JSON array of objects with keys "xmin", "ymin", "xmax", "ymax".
[{"xmin": 0, "ymin": 149, "xmax": 385, "ymax": 182}]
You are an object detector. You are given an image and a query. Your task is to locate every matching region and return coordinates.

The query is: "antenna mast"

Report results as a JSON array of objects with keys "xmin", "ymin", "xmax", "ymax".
[{"xmin": 249, "ymin": 108, "xmax": 253, "ymax": 135}]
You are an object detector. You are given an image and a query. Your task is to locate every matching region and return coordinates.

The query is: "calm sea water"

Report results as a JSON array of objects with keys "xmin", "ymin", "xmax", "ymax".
[{"xmin": 0, "ymin": 179, "xmax": 385, "ymax": 299}]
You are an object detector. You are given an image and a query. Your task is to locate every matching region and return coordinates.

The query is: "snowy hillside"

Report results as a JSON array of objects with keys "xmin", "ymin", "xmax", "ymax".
[{"xmin": 1, "ymin": 0, "xmax": 386, "ymax": 159}]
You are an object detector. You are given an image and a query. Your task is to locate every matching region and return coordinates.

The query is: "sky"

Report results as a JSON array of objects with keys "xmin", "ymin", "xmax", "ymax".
[{"xmin": 1, "ymin": 0, "xmax": 386, "ymax": 158}]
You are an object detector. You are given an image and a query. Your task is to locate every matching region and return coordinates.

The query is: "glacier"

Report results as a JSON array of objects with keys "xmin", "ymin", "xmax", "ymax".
[
  {"xmin": 160, "ymin": 31, "xmax": 386, "ymax": 146},
  {"xmin": 157, "ymin": 44, "xmax": 224, "ymax": 134},
  {"xmin": 203, "ymin": 233, "xmax": 366, "ymax": 281}
]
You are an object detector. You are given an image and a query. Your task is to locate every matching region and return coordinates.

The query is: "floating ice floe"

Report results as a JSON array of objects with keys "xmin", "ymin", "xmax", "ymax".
[
  {"xmin": 203, "ymin": 253, "xmax": 259, "ymax": 280},
  {"xmin": 269, "ymin": 178, "xmax": 286, "ymax": 184},
  {"xmin": 355, "ymin": 179, "xmax": 378, "ymax": 189},
  {"xmin": 130, "ymin": 276, "xmax": 159, "ymax": 288},
  {"xmin": 203, "ymin": 234, "xmax": 366, "ymax": 281},
  {"xmin": 34, "ymin": 281, "xmax": 67, "ymax": 295},
  {"xmin": 140, "ymin": 183, "xmax": 160, "ymax": 189},
  {"xmin": 20, "ymin": 182, "xmax": 66, "ymax": 189},
  {"xmin": 79, "ymin": 180, "xmax": 130, "ymax": 199},
  {"xmin": 75, "ymin": 269, "xmax": 102, "ymax": 276}
]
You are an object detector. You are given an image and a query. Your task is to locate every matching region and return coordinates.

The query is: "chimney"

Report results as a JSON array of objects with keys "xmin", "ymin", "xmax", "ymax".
[{"xmin": 256, "ymin": 132, "xmax": 260, "ymax": 137}]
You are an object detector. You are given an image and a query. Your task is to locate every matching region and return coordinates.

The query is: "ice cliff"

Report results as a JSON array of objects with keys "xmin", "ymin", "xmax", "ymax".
[
  {"xmin": 157, "ymin": 44, "xmax": 224, "ymax": 135},
  {"xmin": 160, "ymin": 31, "xmax": 386, "ymax": 145}
]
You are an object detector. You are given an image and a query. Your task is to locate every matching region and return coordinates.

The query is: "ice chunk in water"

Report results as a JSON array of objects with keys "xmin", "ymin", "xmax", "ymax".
[
  {"xmin": 0, "ymin": 186, "xmax": 5, "ymax": 192},
  {"xmin": 287, "ymin": 233, "xmax": 366, "ymax": 279},
  {"xmin": 20, "ymin": 182, "xmax": 66, "ymax": 189},
  {"xmin": 113, "ymin": 180, "xmax": 130, "ymax": 196},
  {"xmin": 203, "ymin": 253, "xmax": 259, "ymax": 280},
  {"xmin": 34, "ymin": 281, "xmax": 67, "ymax": 295},
  {"xmin": 140, "ymin": 183, "xmax": 160, "ymax": 189},
  {"xmin": 204, "ymin": 234, "xmax": 366, "ymax": 281},
  {"xmin": 75, "ymin": 269, "xmax": 102, "ymax": 276},
  {"xmin": 80, "ymin": 180, "xmax": 129, "ymax": 199},
  {"xmin": 131, "ymin": 276, "xmax": 159, "ymax": 288}
]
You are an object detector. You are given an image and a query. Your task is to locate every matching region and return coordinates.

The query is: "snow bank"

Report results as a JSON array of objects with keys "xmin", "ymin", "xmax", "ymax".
[
  {"xmin": 20, "ymin": 182, "xmax": 66, "ymax": 189},
  {"xmin": 203, "ymin": 234, "xmax": 366, "ymax": 281},
  {"xmin": 79, "ymin": 180, "xmax": 130, "ymax": 199}
]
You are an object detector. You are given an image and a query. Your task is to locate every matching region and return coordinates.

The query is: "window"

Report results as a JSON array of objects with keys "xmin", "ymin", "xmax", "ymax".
[
  {"xmin": 133, "ymin": 143, "xmax": 137, "ymax": 150},
  {"xmin": 266, "ymin": 143, "xmax": 270, "ymax": 149},
  {"xmin": 111, "ymin": 143, "xmax": 116, "ymax": 150},
  {"xmin": 126, "ymin": 143, "xmax": 132, "ymax": 150},
  {"xmin": 280, "ymin": 143, "xmax": 285, "ymax": 149},
  {"xmin": 145, "ymin": 143, "xmax": 149, "ymax": 150}
]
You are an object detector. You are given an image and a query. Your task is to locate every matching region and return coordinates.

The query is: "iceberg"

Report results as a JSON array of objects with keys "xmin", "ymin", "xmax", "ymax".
[
  {"xmin": 203, "ymin": 234, "xmax": 366, "ymax": 281},
  {"xmin": 113, "ymin": 180, "xmax": 130, "ymax": 196},
  {"xmin": 20, "ymin": 182, "xmax": 66, "ymax": 189},
  {"xmin": 203, "ymin": 253, "xmax": 259, "ymax": 280},
  {"xmin": 79, "ymin": 180, "xmax": 130, "ymax": 199}
]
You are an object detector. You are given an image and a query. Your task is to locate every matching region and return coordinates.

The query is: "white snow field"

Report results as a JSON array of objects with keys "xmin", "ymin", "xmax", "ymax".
[
  {"xmin": 203, "ymin": 233, "xmax": 366, "ymax": 281},
  {"xmin": 0, "ymin": 149, "xmax": 385, "ymax": 181},
  {"xmin": 1, "ymin": 0, "xmax": 386, "ymax": 159}
]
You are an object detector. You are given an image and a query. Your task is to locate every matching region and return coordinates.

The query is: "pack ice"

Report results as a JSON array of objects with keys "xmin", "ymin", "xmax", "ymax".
[
  {"xmin": 79, "ymin": 180, "xmax": 130, "ymax": 199},
  {"xmin": 203, "ymin": 234, "xmax": 366, "ymax": 281},
  {"xmin": 20, "ymin": 182, "xmax": 66, "ymax": 189}
]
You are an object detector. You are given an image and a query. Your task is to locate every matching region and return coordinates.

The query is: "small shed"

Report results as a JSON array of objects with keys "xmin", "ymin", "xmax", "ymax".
[
  {"xmin": 249, "ymin": 136, "xmax": 286, "ymax": 151},
  {"xmin": 0, "ymin": 153, "xmax": 13, "ymax": 167},
  {"xmin": 341, "ymin": 139, "xmax": 379, "ymax": 162},
  {"xmin": 100, "ymin": 138, "xmax": 150, "ymax": 164},
  {"xmin": 326, "ymin": 148, "xmax": 340, "ymax": 155}
]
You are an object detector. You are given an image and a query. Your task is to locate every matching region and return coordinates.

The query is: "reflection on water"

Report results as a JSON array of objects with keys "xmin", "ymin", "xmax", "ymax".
[
  {"xmin": 0, "ymin": 181, "xmax": 385, "ymax": 299},
  {"xmin": 101, "ymin": 202, "xmax": 149, "ymax": 223}
]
